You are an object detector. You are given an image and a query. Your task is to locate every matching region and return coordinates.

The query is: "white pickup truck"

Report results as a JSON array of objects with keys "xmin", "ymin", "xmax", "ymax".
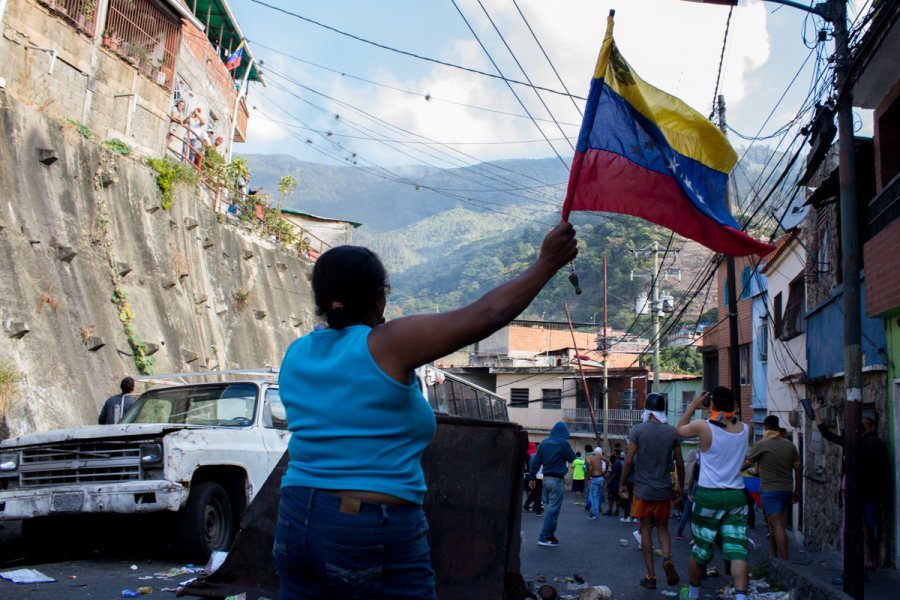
[
  {"xmin": 0, "ymin": 376, "xmax": 290, "ymax": 560},
  {"xmin": 0, "ymin": 367, "xmax": 507, "ymax": 560}
]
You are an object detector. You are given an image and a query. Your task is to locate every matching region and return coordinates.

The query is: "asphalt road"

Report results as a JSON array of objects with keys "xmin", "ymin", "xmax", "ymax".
[
  {"xmin": 0, "ymin": 490, "xmax": 768, "ymax": 599},
  {"xmin": 517, "ymin": 489, "xmax": 768, "ymax": 599}
]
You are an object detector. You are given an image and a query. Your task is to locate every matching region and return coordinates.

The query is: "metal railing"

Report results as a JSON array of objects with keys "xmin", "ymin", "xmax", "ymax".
[
  {"xmin": 164, "ymin": 118, "xmax": 330, "ymax": 262},
  {"xmin": 102, "ymin": 0, "xmax": 181, "ymax": 88},
  {"xmin": 869, "ymin": 172, "xmax": 900, "ymax": 237},
  {"xmin": 39, "ymin": 0, "xmax": 98, "ymax": 36},
  {"xmin": 562, "ymin": 408, "xmax": 643, "ymax": 436}
]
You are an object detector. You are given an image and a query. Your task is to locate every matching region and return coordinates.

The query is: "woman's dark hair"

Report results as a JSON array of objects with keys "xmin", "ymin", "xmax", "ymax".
[
  {"xmin": 711, "ymin": 386, "xmax": 735, "ymax": 412},
  {"xmin": 312, "ymin": 245, "xmax": 388, "ymax": 329}
]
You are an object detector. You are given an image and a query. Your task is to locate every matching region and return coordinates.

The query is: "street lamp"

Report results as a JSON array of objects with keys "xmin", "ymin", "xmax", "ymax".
[{"xmin": 679, "ymin": 2, "xmax": 863, "ymax": 597}]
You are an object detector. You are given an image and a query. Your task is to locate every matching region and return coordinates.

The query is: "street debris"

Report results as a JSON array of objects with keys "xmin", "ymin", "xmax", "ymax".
[
  {"xmin": 130, "ymin": 564, "xmax": 138, "ymax": 571},
  {"xmin": 155, "ymin": 566, "xmax": 204, "ymax": 578},
  {"xmin": 714, "ymin": 577, "xmax": 790, "ymax": 600},
  {"xmin": 205, "ymin": 550, "xmax": 228, "ymax": 574},
  {"xmin": 618, "ymin": 538, "xmax": 629, "ymax": 546},
  {"xmin": 537, "ymin": 584, "xmax": 559, "ymax": 599},
  {"xmin": 0, "ymin": 568, "xmax": 56, "ymax": 584},
  {"xmin": 578, "ymin": 585, "xmax": 612, "ymax": 600},
  {"xmin": 224, "ymin": 594, "xmax": 247, "ymax": 600},
  {"xmin": 660, "ymin": 591, "xmax": 678, "ymax": 597}
]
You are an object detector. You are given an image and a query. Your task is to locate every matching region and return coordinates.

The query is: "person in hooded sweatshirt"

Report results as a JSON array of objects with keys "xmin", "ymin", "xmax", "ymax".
[{"xmin": 528, "ymin": 421, "xmax": 577, "ymax": 546}]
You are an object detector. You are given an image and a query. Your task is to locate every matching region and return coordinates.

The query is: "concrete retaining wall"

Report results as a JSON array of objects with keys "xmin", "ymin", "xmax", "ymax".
[{"xmin": 0, "ymin": 88, "xmax": 316, "ymax": 438}]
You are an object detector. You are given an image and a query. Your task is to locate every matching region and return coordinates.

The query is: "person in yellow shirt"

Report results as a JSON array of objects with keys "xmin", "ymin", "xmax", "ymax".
[{"xmin": 572, "ymin": 452, "xmax": 586, "ymax": 504}]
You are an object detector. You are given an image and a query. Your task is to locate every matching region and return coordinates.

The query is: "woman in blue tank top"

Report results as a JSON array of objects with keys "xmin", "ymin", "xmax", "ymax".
[{"xmin": 274, "ymin": 221, "xmax": 577, "ymax": 599}]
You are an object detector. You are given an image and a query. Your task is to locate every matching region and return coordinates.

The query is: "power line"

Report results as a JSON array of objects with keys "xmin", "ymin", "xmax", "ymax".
[
  {"xmin": 511, "ymin": 0, "xmax": 583, "ymax": 119},
  {"xmin": 709, "ymin": 6, "xmax": 735, "ymax": 120},
  {"xmin": 247, "ymin": 39, "xmax": 583, "ymax": 127},
  {"xmin": 246, "ymin": 0, "xmax": 586, "ymax": 101},
  {"xmin": 473, "ymin": 0, "xmax": 576, "ymax": 152},
  {"xmin": 449, "ymin": 0, "xmax": 570, "ymax": 169}
]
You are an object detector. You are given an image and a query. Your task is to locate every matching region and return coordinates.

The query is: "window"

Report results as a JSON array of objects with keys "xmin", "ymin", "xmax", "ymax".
[
  {"xmin": 620, "ymin": 388, "xmax": 637, "ymax": 410},
  {"xmin": 780, "ymin": 276, "xmax": 806, "ymax": 340},
  {"xmin": 773, "ymin": 293, "xmax": 783, "ymax": 339},
  {"xmin": 542, "ymin": 389, "xmax": 562, "ymax": 410},
  {"xmin": 741, "ymin": 266, "xmax": 752, "ymax": 299},
  {"xmin": 263, "ymin": 388, "xmax": 288, "ymax": 430},
  {"xmin": 739, "ymin": 344, "xmax": 751, "ymax": 386},
  {"xmin": 757, "ymin": 322, "xmax": 768, "ymax": 363},
  {"xmin": 510, "ymin": 388, "xmax": 529, "ymax": 408},
  {"xmin": 681, "ymin": 391, "xmax": 694, "ymax": 415}
]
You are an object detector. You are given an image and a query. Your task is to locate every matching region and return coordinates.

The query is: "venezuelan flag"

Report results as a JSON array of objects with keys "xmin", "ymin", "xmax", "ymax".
[
  {"xmin": 225, "ymin": 43, "xmax": 244, "ymax": 71},
  {"xmin": 562, "ymin": 13, "xmax": 775, "ymax": 257}
]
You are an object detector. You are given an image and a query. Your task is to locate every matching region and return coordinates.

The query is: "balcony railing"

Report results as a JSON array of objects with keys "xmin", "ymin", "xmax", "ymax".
[
  {"xmin": 562, "ymin": 408, "xmax": 643, "ymax": 436},
  {"xmin": 40, "ymin": 0, "xmax": 98, "ymax": 36},
  {"xmin": 102, "ymin": 0, "xmax": 181, "ymax": 88},
  {"xmin": 869, "ymin": 172, "xmax": 900, "ymax": 237}
]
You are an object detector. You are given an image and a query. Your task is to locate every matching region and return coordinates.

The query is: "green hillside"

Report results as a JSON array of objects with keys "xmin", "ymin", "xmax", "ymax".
[{"xmin": 240, "ymin": 147, "xmax": 792, "ymax": 331}]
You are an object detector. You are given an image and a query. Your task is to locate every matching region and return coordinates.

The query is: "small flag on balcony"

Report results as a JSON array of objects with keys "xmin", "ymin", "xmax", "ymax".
[{"xmin": 225, "ymin": 42, "xmax": 244, "ymax": 71}]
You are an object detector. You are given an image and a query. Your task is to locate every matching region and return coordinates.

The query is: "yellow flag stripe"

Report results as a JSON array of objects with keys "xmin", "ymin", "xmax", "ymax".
[{"xmin": 592, "ymin": 16, "xmax": 737, "ymax": 174}]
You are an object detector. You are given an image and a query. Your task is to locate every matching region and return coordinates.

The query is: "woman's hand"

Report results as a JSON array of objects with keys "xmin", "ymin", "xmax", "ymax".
[
  {"xmin": 813, "ymin": 396, "xmax": 824, "ymax": 425},
  {"xmin": 539, "ymin": 221, "xmax": 578, "ymax": 268}
]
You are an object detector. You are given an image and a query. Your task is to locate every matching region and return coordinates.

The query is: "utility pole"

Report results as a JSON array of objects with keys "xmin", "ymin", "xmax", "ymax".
[
  {"xmin": 717, "ymin": 94, "xmax": 742, "ymax": 421},
  {"xmin": 633, "ymin": 243, "xmax": 666, "ymax": 395},
  {"xmin": 603, "ymin": 256, "xmax": 609, "ymax": 455},
  {"xmin": 651, "ymin": 242, "xmax": 661, "ymax": 394},
  {"xmin": 831, "ymin": 0, "xmax": 863, "ymax": 595}
]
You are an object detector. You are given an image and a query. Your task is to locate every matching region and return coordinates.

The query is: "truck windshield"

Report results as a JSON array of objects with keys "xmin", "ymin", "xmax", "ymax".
[{"xmin": 121, "ymin": 383, "xmax": 259, "ymax": 426}]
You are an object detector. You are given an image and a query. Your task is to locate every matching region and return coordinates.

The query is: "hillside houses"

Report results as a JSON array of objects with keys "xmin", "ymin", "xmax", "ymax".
[{"xmin": 439, "ymin": 320, "xmax": 702, "ymax": 454}]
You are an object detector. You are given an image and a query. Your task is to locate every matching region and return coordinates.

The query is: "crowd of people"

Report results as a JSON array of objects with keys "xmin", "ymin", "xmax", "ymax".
[
  {"xmin": 166, "ymin": 96, "xmax": 224, "ymax": 168},
  {"xmin": 522, "ymin": 387, "xmax": 889, "ymax": 600}
]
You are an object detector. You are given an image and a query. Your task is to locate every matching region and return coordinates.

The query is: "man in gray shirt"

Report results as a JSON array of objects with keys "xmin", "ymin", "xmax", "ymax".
[{"xmin": 619, "ymin": 393, "xmax": 684, "ymax": 590}]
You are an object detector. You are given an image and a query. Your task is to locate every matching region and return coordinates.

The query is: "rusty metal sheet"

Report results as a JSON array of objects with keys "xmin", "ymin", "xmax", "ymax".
[{"xmin": 181, "ymin": 415, "xmax": 528, "ymax": 599}]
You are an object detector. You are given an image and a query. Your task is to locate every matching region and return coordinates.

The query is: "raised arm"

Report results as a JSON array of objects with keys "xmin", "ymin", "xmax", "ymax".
[
  {"xmin": 370, "ymin": 221, "xmax": 577, "ymax": 380},
  {"xmin": 673, "ymin": 444, "xmax": 685, "ymax": 501},
  {"xmin": 676, "ymin": 391, "xmax": 708, "ymax": 438}
]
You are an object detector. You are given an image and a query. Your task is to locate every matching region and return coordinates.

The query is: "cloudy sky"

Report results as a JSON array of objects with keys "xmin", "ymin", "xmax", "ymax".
[{"xmin": 228, "ymin": 0, "xmax": 871, "ymax": 168}]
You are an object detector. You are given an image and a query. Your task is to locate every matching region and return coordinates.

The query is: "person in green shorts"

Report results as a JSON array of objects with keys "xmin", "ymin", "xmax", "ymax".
[{"xmin": 675, "ymin": 388, "xmax": 750, "ymax": 600}]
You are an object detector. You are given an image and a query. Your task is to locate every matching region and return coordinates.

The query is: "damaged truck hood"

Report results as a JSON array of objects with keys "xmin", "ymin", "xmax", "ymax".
[{"xmin": 1, "ymin": 424, "xmax": 202, "ymax": 448}]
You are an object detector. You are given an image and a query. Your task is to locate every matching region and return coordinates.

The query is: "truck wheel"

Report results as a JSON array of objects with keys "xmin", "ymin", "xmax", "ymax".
[{"xmin": 178, "ymin": 482, "xmax": 235, "ymax": 561}]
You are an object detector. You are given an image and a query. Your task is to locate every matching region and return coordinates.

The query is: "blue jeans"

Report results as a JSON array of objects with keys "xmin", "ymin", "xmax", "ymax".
[
  {"xmin": 677, "ymin": 496, "xmax": 693, "ymax": 535},
  {"xmin": 588, "ymin": 476, "xmax": 604, "ymax": 517},
  {"xmin": 274, "ymin": 486, "xmax": 436, "ymax": 599},
  {"xmin": 540, "ymin": 476, "xmax": 566, "ymax": 542}
]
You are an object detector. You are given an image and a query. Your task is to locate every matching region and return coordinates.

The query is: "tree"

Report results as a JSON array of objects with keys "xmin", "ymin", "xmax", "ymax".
[
  {"xmin": 276, "ymin": 175, "xmax": 298, "ymax": 210},
  {"xmin": 660, "ymin": 345, "xmax": 703, "ymax": 375}
]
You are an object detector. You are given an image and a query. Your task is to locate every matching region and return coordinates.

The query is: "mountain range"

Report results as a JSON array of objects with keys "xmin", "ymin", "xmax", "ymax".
[{"xmin": 240, "ymin": 148, "xmax": 796, "ymax": 331}]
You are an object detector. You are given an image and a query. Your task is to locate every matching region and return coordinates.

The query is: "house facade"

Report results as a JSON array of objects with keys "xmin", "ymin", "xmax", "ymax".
[
  {"xmin": 853, "ymin": 0, "xmax": 900, "ymax": 569},
  {"xmin": 760, "ymin": 229, "xmax": 808, "ymax": 544},
  {"xmin": 697, "ymin": 255, "xmax": 757, "ymax": 427},
  {"xmin": 1, "ymin": 0, "xmax": 260, "ymax": 157},
  {"xmin": 445, "ymin": 320, "xmax": 651, "ymax": 455}
]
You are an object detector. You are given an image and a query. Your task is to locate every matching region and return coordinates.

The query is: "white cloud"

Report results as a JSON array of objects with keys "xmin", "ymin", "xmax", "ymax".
[{"xmin": 241, "ymin": 0, "xmax": 790, "ymax": 166}]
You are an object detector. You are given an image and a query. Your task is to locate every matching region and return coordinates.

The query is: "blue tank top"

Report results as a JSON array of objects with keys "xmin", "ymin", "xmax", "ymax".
[{"xmin": 278, "ymin": 325, "xmax": 437, "ymax": 504}]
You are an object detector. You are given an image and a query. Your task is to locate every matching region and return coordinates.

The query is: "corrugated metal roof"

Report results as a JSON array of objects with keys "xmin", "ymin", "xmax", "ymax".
[
  {"xmin": 180, "ymin": 0, "xmax": 262, "ymax": 82},
  {"xmin": 279, "ymin": 208, "xmax": 362, "ymax": 228}
]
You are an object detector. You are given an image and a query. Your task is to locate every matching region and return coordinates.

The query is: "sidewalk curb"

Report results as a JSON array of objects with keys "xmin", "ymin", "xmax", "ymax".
[{"xmin": 768, "ymin": 557, "xmax": 853, "ymax": 600}]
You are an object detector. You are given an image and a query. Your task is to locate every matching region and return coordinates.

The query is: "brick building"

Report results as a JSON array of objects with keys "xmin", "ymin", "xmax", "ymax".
[
  {"xmin": 697, "ymin": 254, "xmax": 758, "ymax": 425},
  {"xmin": 0, "ymin": 0, "xmax": 261, "ymax": 158}
]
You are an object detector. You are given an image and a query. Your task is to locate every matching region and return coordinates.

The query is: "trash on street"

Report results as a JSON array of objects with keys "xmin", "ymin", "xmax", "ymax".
[{"xmin": 0, "ymin": 568, "xmax": 56, "ymax": 584}]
